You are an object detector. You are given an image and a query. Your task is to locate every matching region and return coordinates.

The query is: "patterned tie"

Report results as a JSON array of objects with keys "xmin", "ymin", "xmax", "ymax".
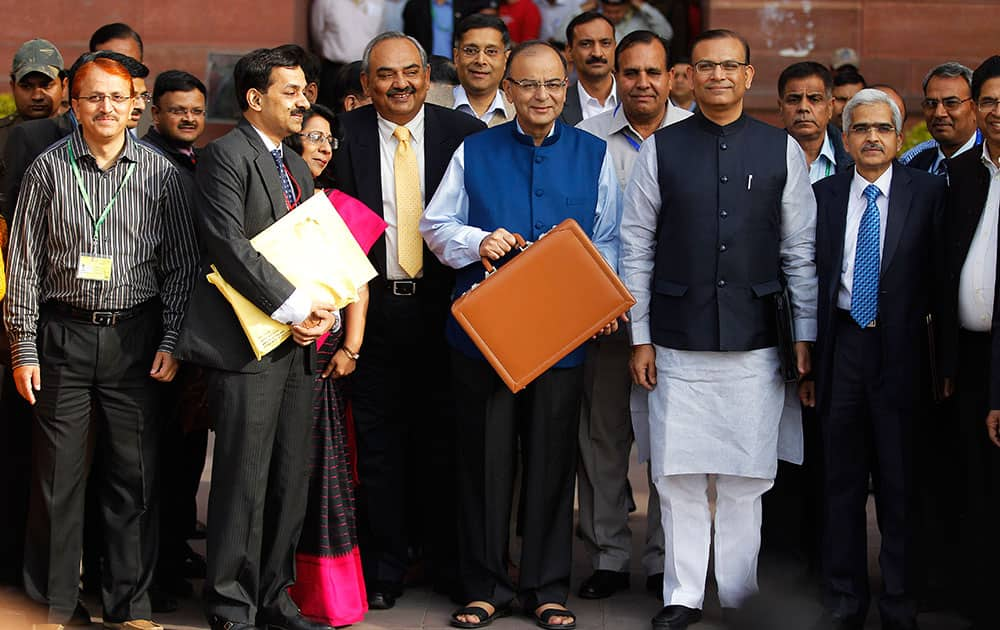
[
  {"xmin": 270, "ymin": 148, "xmax": 295, "ymax": 208},
  {"xmin": 393, "ymin": 126, "xmax": 423, "ymax": 278},
  {"xmin": 851, "ymin": 184, "xmax": 881, "ymax": 328},
  {"xmin": 934, "ymin": 159, "xmax": 948, "ymax": 177}
]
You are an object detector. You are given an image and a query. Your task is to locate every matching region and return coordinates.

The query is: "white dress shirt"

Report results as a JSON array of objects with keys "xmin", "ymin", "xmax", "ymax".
[
  {"xmin": 378, "ymin": 107, "xmax": 426, "ymax": 280},
  {"xmin": 452, "ymin": 85, "xmax": 510, "ymax": 125},
  {"xmin": 807, "ymin": 134, "xmax": 838, "ymax": 184},
  {"xmin": 579, "ymin": 76, "xmax": 618, "ymax": 122},
  {"xmin": 929, "ymin": 130, "xmax": 980, "ymax": 174},
  {"xmin": 311, "ymin": 0, "xmax": 385, "ymax": 63},
  {"xmin": 837, "ymin": 165, "xmax": 892, "ymax": 311},
  {"xmin": 537, "ymin": 0, "xmax": 575, "ymax": 42},
  {"xmin": 958, "ymin": 144, "xmax": 1000, "ymax": 331}
]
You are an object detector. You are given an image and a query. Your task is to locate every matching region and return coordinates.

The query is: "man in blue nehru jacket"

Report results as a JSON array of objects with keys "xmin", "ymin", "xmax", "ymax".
[{"xmin": 421, "ymin": 40, "xmax": 620, "ymax": 630}]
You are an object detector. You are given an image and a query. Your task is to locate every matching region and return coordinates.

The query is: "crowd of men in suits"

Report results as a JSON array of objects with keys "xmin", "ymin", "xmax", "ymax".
[{"xmin": 0, "ymin": 13, "xmax": 999, "ymax": 630}]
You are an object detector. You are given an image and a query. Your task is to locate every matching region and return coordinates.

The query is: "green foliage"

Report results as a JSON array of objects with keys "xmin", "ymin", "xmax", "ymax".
[
  {"xmin": 902, "ymin": 120, "xmax": 932, "ymax": 153},
  {"xmin": 0, "ymin": 94, "xmax": 14, "ymax": 118}
]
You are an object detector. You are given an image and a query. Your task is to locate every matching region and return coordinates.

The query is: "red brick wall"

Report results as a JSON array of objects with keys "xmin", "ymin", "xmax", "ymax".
[
  {"xmin": 0, "ymin": 1, "xmax": 311, "ymax": 142},
  {"xmin": 705, "ymin": 0, "xmax": 997, "ymax": 128}
]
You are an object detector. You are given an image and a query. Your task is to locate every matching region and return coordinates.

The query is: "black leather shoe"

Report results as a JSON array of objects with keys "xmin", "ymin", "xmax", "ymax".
[
  {"xmin": 368, "ymin": 592, "xmax": 397, "ymax": 610},
  {"xmin": 208, "ymin": 616, "xmax": 259, "ymax": 630},
  {"xmin": 651, "ymin": 605, "xmax": 702, "ymax": 630},
  {"xmin": 578, "ymin": 570, "xmax": 629, "ymax": 599},
  {"xmin": 645, "ymin": 573, "xmax": 664, "ymax": 599},
  {"xmin": 256, "ymin": 610, "xmax": 333, "ymax": 630}
]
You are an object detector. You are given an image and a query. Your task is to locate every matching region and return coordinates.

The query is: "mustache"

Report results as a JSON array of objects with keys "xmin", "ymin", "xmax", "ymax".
[
  {"xmin": 862, "ymin": 142, "xmax": 884, "ymax": 152},
  {"xmin": 585, "ymin": 56, "xmax": 608, "ymax": 65},
  {"xmin": 386, "ymin": 86, "xmax": 416, "ymax": 97},
  {"xmin": 177, "ymin": 123, "xmax": 199, "ymax": 129}
]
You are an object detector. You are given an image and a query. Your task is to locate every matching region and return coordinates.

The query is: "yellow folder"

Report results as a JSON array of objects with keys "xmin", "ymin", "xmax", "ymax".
[{"xmin": 207, "ymin": 191, "xmax": 378, "ymax": 360}]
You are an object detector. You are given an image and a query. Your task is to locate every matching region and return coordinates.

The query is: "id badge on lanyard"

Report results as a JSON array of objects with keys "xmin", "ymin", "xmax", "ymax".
[{"xmin": 67, "ymin": 141, "xmax": 135, "ymax": 282}]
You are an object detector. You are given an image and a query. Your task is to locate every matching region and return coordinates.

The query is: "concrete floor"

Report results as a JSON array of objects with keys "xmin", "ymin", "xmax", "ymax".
[{"xmin": 0, "ymin": 443, "xmax": 974, "ymax": 630}]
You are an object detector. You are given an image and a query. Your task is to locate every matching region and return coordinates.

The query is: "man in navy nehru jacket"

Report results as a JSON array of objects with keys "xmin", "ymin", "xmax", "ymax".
[{"xmin": 421, "ymin": 40, "xmax": 620, "ymax": 630}]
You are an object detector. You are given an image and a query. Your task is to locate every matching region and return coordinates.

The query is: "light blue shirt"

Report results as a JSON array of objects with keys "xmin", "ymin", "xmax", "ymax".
[
  {"xmin": 808, "ymin": 134, "xmax": 838, "ymax": 184},
  {"xmin": 430, "ymin": 0, "xmax": 453, "ymax": 57}
]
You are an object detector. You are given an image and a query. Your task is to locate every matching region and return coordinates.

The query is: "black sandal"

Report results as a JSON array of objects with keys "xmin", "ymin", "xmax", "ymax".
[
  {"xmin": 450, "ymin": 602, "xmax": 511, "ymax": 629},
  {"xmin": 533, "ymin": 605, "xmax": 577, "ymax": 630}
]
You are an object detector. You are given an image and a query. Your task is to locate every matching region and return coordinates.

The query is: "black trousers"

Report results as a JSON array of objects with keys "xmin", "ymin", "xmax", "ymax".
[
  {"xmin": 350, "ymin": 285, "xmax": 457, "ymax": 593},
  {"xmin": 955, "ymin": 329, "xmax": 1000, "ymax": 627},
  {"xmin": 22, "ymin": 308, "xmax": 162, "ymax": 624},
  {"xmin": 452, "ymin": 350, "xmax": 583, "ymax": 610},
  {"xmin": 820, "ymin": 314, "xmax": 918, "ymax": 630},
  {"xmin": 0, "ymin": 349, "xmax": 32, "ymax": 586},
  {"xmin": 202, "ymin": 340, "xmax": 312, "ymax": 623}
]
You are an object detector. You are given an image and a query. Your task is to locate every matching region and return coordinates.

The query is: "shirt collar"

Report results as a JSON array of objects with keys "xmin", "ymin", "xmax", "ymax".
[
  {"xmin": 607, "ymin": 103, "xmax": 672, "ymax": 139},
  {"xmin": 250, "ymin": 123, "xmax": 284, "ymax": 154},
  {"xmin": 851, "ymin": 163, "xmax": 893, "ymax": 200},
  {"xmin": 579, "ymin": 76, "xmax": 618, "ymax": 108},
  {"xmin": 70, "ymin": 126, "xmax": 139, "ymax": 166},
  {"xmin": 452, "ymin": 85, "xmax": 508, "ymax": 120},
  {"xmin": 515, "ymin": 119, "xmax": 556, "ymax": 139},
  {"xmin": 377, "ymin": 106, "xmax": 426, "ymax": 144},
  {"xmin": 936, "ymin": 131, "xmax": 981, "ymax": 170},
  {"xmin": 817, "ymin": 133, "xmax": 837, "ymax": 166},
  {"xmin": 982, "ymin": 142, "xmax": 1000, "ymax": 176}
]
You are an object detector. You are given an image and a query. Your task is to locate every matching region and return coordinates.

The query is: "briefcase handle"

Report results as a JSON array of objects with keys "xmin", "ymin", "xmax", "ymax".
[{"xmin": 481, "ymin": 232, "xmax": 528, "ymax": 275}]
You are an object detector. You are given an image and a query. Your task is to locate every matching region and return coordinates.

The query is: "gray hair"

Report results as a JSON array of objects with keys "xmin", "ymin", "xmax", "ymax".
[
  {"xmin": 842, "ymin": 88, "xmax": 902, "ymax": 132},
  {"xmin": 360, "ymin": 32, "xmax": 428, "ymax": 74},
  {"xmin": 922, "ymin": 61, "xmax": 973, "ymax": 92}
]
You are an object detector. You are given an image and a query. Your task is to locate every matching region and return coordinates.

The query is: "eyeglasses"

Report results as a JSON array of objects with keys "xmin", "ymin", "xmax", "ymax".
[
  {"xmin": 300, "ymin": 130, "xmax": 338, "ymax": 149},
  {"xmin": 506, "ymin": 77, "xmax": 567, "ymax": 92},
  {"xmin": 164, "ymin": 107, "xmax": 206, "ymax": 117},
  {"xmin": 74, "ymin": 93, "xmax": 132, "ymax": 107},
  {"xmin": 977, "ymin": 98, "xmax": 1000, "ymax": 113},
  {"xmin": 693, "ymin": 60, "xmax": 748, "ymax": 75},
  {"xmin": 460, "ymin": 45, "xmax": 503, "ymax": 58},
  {"xmin": 137, "ymin": 92, "xmax": 152, "ymax": 103},
  {"xmin": 848, "ymin": 123, "xmax": 896, "ymax": 135},
  {"xmin": 921, "ymin": 96, "xmax": 972, "ymax": 112}
]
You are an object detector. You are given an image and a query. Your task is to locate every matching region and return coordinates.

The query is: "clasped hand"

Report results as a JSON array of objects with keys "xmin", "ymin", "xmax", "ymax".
[{"xmin": 292, "ymin": 302, "xmax": 338, "ymax": 346}]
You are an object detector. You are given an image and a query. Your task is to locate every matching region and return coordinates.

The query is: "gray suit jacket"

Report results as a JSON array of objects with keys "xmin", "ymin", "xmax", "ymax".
[
  {"xmin": 174, "ymin": 118, "xmax": 315, "ymax": 373},
  {"xmin": 560, "ymin": 83, "xmax": 584, "ymax": 126}
]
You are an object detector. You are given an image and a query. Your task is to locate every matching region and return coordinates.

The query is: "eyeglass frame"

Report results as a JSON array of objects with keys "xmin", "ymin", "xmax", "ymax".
[
  {"xmin": 299, "ymin": 130, "xmax": 339, "ymax": 149},
  {"xmin": 847, "ymin": 122, "xmax": 897, "ymax": 136},
  {"xmin": 505, "ymin": 77, "xmax": 568, "ymax": 92},
  {"xmin": 73, "ymin": 93, "xmax": 134, "ymax": 108},
  {"xmin": 459, "ymin": 45, "xmax": 504, "ymax": 59},
  {"xmin": 977, "ymin": 97, "xmax": 1000, "ymax": 114},
  {"xmin": 692, "ymin": 59, "xmax": 749, "ymax": 75},
  {"xmin": 920, "ymin": 96, "xmax": 973, "ymax": 112}
]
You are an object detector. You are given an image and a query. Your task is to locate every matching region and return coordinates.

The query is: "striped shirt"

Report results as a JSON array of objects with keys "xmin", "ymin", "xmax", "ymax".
[{"xmin": 3, "ymin": 128, "xmax": 198, "ymax": 368}]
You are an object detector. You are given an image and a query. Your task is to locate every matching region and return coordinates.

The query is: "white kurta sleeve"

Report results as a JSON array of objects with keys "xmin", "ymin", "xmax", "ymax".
[
  {"xmin": 781, "ymin": 135, "xmax": 819, "ymax": 342},
  {"xmin": 420, "ymin": 143, "xmax": 491, "ymax": 270},
  {"xmin": 620, "ymin": 136, "xmax": 662, "ymax": 346}
]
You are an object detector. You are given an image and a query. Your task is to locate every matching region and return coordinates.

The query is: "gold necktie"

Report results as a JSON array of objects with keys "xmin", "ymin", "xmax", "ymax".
[{"xmin": 393, "ymin": 125, "xmax": 423, "ymax": 278}]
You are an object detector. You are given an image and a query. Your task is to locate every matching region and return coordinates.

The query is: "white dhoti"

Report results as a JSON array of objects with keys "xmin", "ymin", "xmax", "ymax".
[{"xmin": 646, "ymin": 345, "xmax": 801, "ymax": 609}]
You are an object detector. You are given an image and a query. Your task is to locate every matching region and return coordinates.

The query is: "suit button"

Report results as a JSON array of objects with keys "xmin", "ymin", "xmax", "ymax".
[
  {"xmin": 720, "ymin": 175, "xmax": 729, "ymax": 183},
  {"xmin": 719, "ymin": 243, "xmax": 727, "ymax": 252},
  {"xmin": 718, "ymin": 279, "xmax": 726, "ymax": 287},
  {"xmin": 721, "ymin": 142, "xmax": 728, "ymax": 150},
  {"xmin": 535, "ymin": 155, "xmax": 544, "ymax": 163},
  {"xmin": 535, "ymin": 189, "xmax": 544, "ymax": 197},
  {"xmin": 720, "ymin": 209, "xmax": 728, "ymax": 218},
  {"xmin": 534, "ymin": 221, "xmax": 543, "ymax": 229}
]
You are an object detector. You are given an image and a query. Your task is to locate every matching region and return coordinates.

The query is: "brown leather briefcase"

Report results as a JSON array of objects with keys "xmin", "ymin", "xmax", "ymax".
[{"xmin": 451, "ymin": 218, "xmax": 636, "ymax": 393}]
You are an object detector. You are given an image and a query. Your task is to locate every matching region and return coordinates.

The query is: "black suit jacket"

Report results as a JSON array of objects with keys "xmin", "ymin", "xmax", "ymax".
[
  {"xmin": 333, "ymin": 103, "xmax": 484, "ymax": 294},
  {"xmin": 0, "ymin": 112, "xmax": 75, "ymax": 221},
  {"xmin": 174, "ymin": 118, "xmax": 315, "ymax": 373},
  {"xmin": 943, "ymin": 148, "xmax": 990, "ymax": 375},
  {"xmin": 827, "ymin": 124, "xmax": 854, "ymax": 174},
  {"xmin": 813, "ymin": 163, "xmax": 947, "ymax": 412},
  {"xmin": 560, "ymin": 83, "xmax": 583, "ymax": 127}
]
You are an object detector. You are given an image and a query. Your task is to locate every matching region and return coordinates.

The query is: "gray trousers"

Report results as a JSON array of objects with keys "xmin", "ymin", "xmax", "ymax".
[{"xmin": 577, "ymin": 327, "xmax": 664, "ymax": 575}]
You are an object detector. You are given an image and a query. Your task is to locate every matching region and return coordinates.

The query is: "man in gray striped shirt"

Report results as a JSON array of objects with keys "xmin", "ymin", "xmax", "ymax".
[{"xmin": 2, "ymin": 55, "xmax": 197, "ymax": 630}]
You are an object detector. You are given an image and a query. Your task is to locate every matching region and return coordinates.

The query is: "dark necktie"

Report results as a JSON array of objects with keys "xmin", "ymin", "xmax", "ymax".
[
  {"xmin": 934, "ymin": 159, "xmax": 948, "ymax": 177},
  {"xmin": 851, "ymin": 184, "xmax": 881, "ymax": 328},
  {"xmin": 270, "ymin": 148, "xmax": 295, "ymax": 208}
]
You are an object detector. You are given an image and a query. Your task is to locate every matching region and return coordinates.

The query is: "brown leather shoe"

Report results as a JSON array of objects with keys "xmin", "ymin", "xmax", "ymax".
[{"xmin": 103, "ymin": 620, "xmax": 164, "ymax": 630}]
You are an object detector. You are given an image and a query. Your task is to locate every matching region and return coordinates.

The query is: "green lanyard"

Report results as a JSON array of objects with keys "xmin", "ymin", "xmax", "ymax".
[{"xmin": 67, "ymin": 140, "xmax": 136, "ymax": 243}]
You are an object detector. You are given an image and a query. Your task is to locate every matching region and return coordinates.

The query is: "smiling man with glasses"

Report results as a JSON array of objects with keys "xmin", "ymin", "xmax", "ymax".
[
  {"xmin": 620, "ymin": 29, "xmax": 818, "ymax": 629},
  {"xmin": 422, "ymin": 39, "xmax": 620, "ymax": 630},
  {"xmin": 3, "ymin": 55, "xmax": 198, "ymax": 630},
  {"xmin": 445, "ymin": 14, "xmax": 515, "ymax": 126},
  {"xmin": 900, "ymin": 62, "xmax": 981, "ymax": 175}
]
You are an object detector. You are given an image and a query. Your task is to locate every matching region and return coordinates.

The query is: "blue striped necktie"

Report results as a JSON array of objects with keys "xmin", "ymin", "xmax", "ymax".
[
  {"xmin": 851, "ymin": 183, "xmax": 881, "ymax": 328},
  {"xmin": 270, "ymin": 148, "xmax": 295, "ymax": 208}
]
